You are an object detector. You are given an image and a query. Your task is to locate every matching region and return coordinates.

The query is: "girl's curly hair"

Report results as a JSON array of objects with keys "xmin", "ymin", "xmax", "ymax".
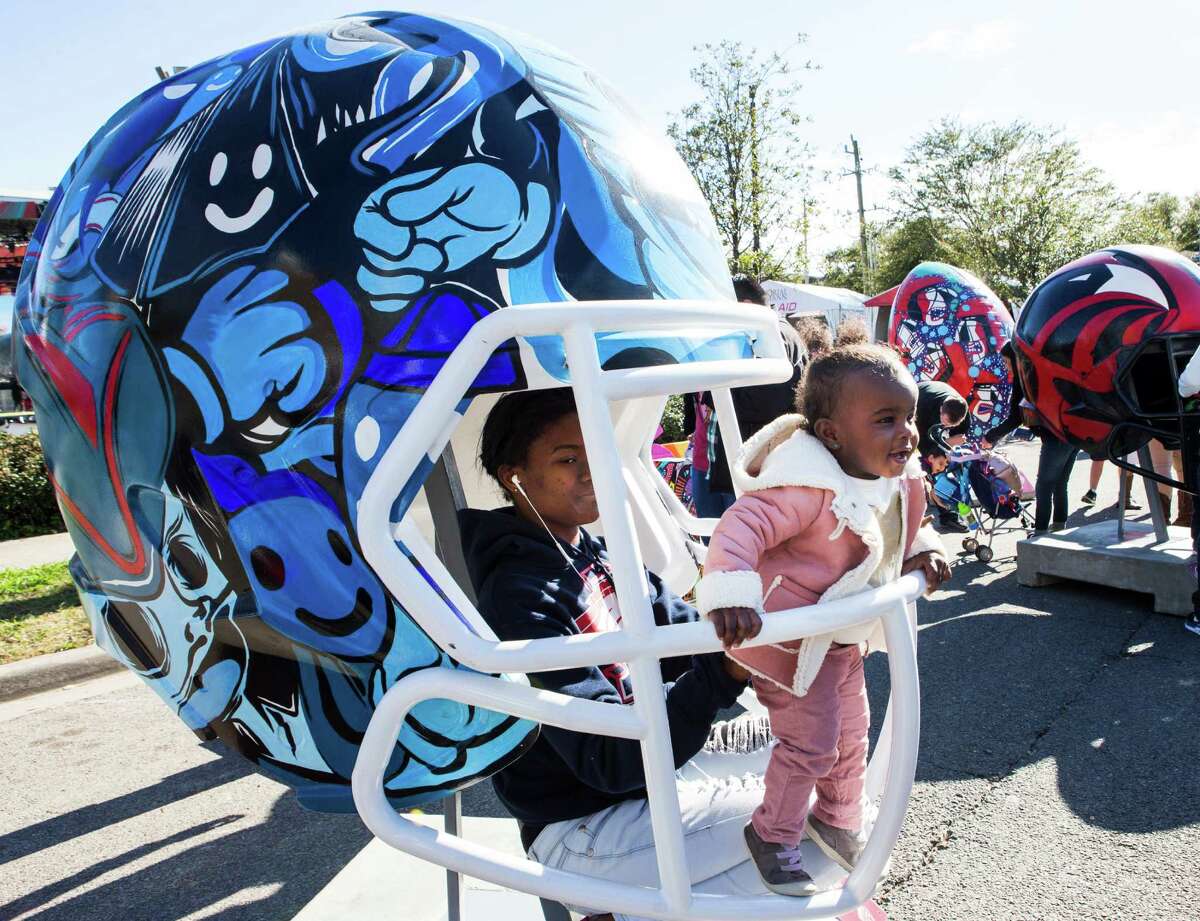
[{"xmin": 795, "ymin": 343, "xmax": 914, "ymax": 430}]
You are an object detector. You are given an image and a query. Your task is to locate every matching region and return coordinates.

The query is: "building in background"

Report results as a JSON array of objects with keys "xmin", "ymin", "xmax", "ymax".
[{"xmin": 0, "ymin": 189, "xmax": 49, "ymax": 414}]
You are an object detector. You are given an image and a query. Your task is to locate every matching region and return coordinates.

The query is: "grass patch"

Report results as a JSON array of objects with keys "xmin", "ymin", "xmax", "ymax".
[{"xmin": 0, "ymin": 561, "xmax": 93, "ymax": 665}]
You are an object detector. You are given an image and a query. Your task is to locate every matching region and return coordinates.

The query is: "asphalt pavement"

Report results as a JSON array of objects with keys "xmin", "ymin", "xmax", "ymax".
[{"xmin": 1, "ymin": 438, "xmax": 1197, "ymax": 921}]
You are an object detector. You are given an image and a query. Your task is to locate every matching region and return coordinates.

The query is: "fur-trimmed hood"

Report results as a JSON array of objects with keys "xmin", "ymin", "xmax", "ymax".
[
  {"xmin": 697, "ymin": 413, "xmax": 941, "ymax": 697},
  {"xmin": 734, "ymin": 414, "xmax": 925, "ymax": 532},
  {"xmin": 737, "ymin": 414, "xmax": 925, "ymax": 490}
]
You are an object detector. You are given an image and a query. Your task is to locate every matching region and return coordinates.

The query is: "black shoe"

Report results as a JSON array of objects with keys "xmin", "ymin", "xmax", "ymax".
[
  {"xmin": 938, "ymin": 517, "xmax": 970, "ymax": 534},
  {"xmin": 1080, "ymin": 489, "xmax": 1097, "ymax": 506}
]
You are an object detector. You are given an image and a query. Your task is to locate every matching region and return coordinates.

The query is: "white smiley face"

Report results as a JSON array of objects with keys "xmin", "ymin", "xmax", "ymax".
[{"xmin": 204, "ymin": 143, "xmax": 275, "ymax": 234}]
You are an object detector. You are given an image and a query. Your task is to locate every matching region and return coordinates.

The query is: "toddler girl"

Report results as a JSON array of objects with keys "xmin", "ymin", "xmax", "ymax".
[{"xmin": 696, "ymin": 343, "xmax": 950, "ymax": 895}]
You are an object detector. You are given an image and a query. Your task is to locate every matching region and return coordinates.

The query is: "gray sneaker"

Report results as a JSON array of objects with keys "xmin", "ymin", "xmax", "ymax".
[
  {"xmin": 804, "ymin": 815, "xmax": 867, "ymax": 872},
  {"xmin": 743, "ymin": 822, "xmax": 818, "ymax": 896}
]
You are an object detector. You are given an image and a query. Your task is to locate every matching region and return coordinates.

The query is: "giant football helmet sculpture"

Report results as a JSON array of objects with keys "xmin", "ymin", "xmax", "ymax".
[
  {"xmin": 14, "ymin": 13, "xmax": 922, "ymax": 918},
  {"xmin": 889, "ymin": 262, "xmax": 1016, "ymax": 444},
  {"xmin": 1015, "ymin": 244, "xmax": 1200, "ymax": 492}
]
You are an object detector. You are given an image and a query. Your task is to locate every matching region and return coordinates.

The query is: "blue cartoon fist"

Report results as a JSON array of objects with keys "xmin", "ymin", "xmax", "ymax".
[
  {"xmin": 173, "ymin": 266, "xmax": 329, "ymax": 444},
  {"xmin": 354, "ymin": 163, "xmax": 551, "ymax": 311}
]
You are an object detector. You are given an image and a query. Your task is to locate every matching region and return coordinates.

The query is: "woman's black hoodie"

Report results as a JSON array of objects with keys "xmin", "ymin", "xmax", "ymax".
[{"xmin": 458, "ymin": 506, "xmax": 745, "ymax": 836}]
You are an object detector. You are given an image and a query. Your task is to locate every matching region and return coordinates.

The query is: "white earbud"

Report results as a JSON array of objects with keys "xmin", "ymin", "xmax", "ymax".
[{"xmin": 507, "ymin": 472, "xmax": 575, "ymax": 566}]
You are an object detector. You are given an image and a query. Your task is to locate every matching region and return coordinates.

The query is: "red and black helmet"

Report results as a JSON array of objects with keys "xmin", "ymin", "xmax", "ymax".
[{"xmin": 1014, "ymin": 245, "xmax": 1200, "ymax": 487}]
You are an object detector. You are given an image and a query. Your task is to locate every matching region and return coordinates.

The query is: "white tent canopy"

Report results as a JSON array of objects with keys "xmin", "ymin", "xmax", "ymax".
[{"xmin": 761, "ymin": 280, "xmax": 874, "ymax": 340}]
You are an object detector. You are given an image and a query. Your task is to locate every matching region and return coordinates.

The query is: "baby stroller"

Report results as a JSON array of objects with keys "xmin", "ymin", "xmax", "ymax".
[
  {"xmin": 930, "ymin": 465, "xmax": 983, "ymax": 549},
  {"xmin": 955, "ymin": 449, "xmax": 1036, "ymax": 562}
]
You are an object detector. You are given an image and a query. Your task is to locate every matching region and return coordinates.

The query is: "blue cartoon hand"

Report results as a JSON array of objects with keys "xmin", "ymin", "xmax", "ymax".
[
  {"xmin": 181, "ymin": 266, "xmax": 328, "ymax": 435},
  {"xmin": 354, "ymin": 163, "xmax": 550, "ymax": 311}
]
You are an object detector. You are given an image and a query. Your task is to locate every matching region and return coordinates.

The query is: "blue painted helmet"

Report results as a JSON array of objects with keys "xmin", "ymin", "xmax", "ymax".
[{"xmin": 12, "ymin": 13, "xmax": 738, "ymax": 809}]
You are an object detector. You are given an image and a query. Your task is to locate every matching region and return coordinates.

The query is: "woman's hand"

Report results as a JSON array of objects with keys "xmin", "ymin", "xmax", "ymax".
[
  {"xmin": 902, "ymin": 550, "xmax": 952, "ymax": 593},
  {"xmin": 708, "ymin": 606, "xmax": 762, "ymax": 649}
]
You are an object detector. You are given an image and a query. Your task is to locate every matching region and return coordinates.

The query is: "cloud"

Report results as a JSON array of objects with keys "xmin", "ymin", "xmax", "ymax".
[
  {"xmin": 1072, "ymin": 110, "xmax": 1200, "ymax": 198},
  {"xmin": 906, "ymin": 19, "xmax": 1022, "ymax": 58}
]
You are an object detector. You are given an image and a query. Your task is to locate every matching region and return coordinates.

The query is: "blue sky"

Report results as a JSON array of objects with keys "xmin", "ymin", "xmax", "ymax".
[{"xmin": 3, "ymin": 0, "xmax": 1198, "ymax": 261}]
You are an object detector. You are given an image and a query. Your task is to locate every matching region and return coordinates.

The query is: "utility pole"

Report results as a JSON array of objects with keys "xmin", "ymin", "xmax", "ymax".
[
  {"xmin": 800, "ymin": 197, "xmax": 810, "ymax": 281},
  {"xmin": 846, "ymin": 135, "xmax": 870, "ymax": 294},
  {"xmin": 749, "ymin": 82, "xmax": 762, "ymax": 256}
]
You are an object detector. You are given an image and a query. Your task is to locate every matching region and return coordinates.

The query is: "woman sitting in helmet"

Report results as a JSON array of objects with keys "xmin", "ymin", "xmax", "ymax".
[{"xmin": 459, "ymin": 387, "xmax": 772, "ymax": 919}]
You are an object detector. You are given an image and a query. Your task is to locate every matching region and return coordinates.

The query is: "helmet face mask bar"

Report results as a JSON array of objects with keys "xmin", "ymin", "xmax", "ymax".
[
  {"xmin": 1106, "ymin": 332, "xmax": 1200, "ymax": 494},
  {"xmin": 352, "ymin": 298, "xmax": 926, "ymax": 920}
]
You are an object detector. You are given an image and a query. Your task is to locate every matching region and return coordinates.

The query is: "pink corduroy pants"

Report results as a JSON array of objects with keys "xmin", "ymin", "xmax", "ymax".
[{"xmin": 750, "ymin": 642, "xmax": 870, "ymax": 845}]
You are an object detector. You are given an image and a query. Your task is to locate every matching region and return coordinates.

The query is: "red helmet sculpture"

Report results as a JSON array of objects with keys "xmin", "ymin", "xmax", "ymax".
[{"xmin": 1014, "ymin": 245, "xmax": 1200, "ymax": 489}]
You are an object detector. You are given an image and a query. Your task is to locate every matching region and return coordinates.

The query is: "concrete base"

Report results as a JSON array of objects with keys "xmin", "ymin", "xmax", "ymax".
[
  {"xmin": 1016, "ymin": 519, "xmax": 1196, "ymax": 615},
  {"xmin": 293, "ymin": 814, "xmax": 574, "ymax": 921}
]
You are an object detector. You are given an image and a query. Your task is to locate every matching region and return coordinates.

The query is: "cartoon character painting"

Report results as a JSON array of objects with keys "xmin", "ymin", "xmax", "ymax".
[
  {"xmin": 888, "ymin": 262, "xmax": 1015, "ymax": 443},
  {"xmin": 13, "ymin": 13, "xmax": 732, "ymax": 810}
]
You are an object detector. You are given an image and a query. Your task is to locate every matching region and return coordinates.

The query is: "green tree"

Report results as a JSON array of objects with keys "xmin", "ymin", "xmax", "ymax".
[
  {"xmin": 732, "ymin": 248, "xmax": 799, "ymax": 282},
  {"xmin": 1113, "ymin": 193, "xmax": 1200, "ymax": 252},
  {"xmin": 819, "ymin": 240, "xmax": 867, "ymax": 291},
  {"xmin": 890, "ymin": 119, "xmax": 1124, "ymax": 302},
  {"xmin": 669, "ymin": 39, "xmax": 814, "ymax": 277},
  {"xmin": 872, "ymin": 217, "xmax": 967, "ymax": 291}
]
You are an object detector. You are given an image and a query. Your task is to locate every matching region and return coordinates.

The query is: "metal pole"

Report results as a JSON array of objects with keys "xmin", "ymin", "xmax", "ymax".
[
  {"xmin": 850, "ymin": 136, "xmax": 870, "ymax": 294},
  {"xmin": 1139, "ymin": 445, "xmax": 1169, "ymax": 544},
  {"xmin": 749, "ymin": 82, "xmax": 761, "ymax": 256},
  {"xmin": 445, "ymin": 792, "xmax": 462, "ymax": 921},
  {"xmin": 427, "ymin": 446, "xmax": 472, "ymax": 921},
  {"xmin": 1117, "ymin": 460, "xmax": 1129, "ymax": 542},
  {"xmin": 801, "ymin": 197, "xmax": 810, "ymax": 281}
]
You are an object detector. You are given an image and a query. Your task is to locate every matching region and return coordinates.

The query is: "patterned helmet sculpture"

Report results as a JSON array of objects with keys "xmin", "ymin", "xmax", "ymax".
[
  {"xmin": 12, "ymin": 13, "xmax": 746, "ymax": 810},
  {"xmin": 1014, "ymin": 245, "xmax": 1200, "ymax": 487},
  {"xmin": 889, "ymin": 262, "xmax": 1015, "ymax": 442}
]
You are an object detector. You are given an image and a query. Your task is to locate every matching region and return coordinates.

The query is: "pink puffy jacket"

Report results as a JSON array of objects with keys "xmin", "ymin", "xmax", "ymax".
[{"xmin": 695, "ymin": 416, "xmax": 943, "ymax": 697}]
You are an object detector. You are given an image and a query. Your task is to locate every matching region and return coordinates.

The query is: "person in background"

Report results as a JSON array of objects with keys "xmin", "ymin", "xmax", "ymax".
[
  {"xmin": 1079, "ymin": 459, "xmax": 1140, "ymax": 512},
  {"xmin": 685, "ymin": 275, "xmax": 807, "ymax": 518},
  {"xmin": 834, "ymin": 316, "xmax": 870, "ymax": 347},
  {"xmin": 1032, "ymin": 428, "xmax": 1080, "ymax": 533},
  {"xmin": 795, "ymin": 315, "xmax": 833, "ymax": 361},
  {"xmin": 1147, "ymin": 440, "xmax": 1188, "ymax": 526},
  {"xmin": 981, "ymin": 343, "xmax": 1022, "ymax": 452},
  {"xmin": 916, "ymin": 380, "xmax": 970, "ymax": 532},
  {"xmin": 1175, "ymin": 348, "xmax": 1200, "ymax": 636}
]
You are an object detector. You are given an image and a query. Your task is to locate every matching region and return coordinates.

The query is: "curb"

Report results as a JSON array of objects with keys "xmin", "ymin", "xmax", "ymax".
[{"xmin": 0, "ymin": 644, "xmax": 123, "ymax": 703}]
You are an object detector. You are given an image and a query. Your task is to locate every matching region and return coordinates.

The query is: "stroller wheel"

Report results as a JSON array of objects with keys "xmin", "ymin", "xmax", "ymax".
[
  {"xmin": 963, "ymin": 538, "xmax": 979, "ymax": 552},
  {"xmin": 976, "ymin": 545, "xmax": 994, "ymax": 563}
]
